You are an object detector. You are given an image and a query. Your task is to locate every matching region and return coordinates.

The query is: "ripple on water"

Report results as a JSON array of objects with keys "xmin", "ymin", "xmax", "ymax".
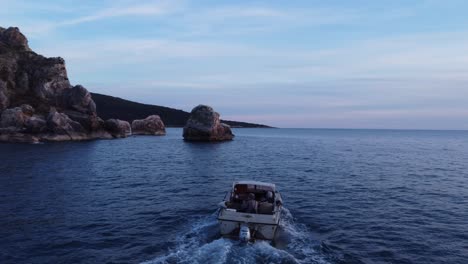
[
  {"xmin": 1, "ymin": 129, "xmax": 468, "ymax": 264},
  {"xmin": 142, "ymin": 209, "xmax": 331, "ymax": 264}
]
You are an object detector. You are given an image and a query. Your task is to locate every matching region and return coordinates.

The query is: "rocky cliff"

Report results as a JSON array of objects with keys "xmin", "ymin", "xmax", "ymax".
[
  {"xmin": 0, "ymin": 26, "xmax": 267, "ymax": 143},
  {"xmin": 0, "ymin": 26, "xmax": 126, "ymax": 142}
]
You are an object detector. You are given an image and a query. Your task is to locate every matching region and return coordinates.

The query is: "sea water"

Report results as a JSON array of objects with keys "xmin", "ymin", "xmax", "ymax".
[{"xmin": 1, "ymin": 128, "xmax": 467, "ymax": 263}]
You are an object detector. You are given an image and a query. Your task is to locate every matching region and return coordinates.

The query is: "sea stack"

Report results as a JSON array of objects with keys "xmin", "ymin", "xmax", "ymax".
[
  {"xmin": 131, "ymin": 115, "xmax": 166, "ymax": 135},
  {"xmin": 0, "ymin": 26, "xmax": 127, "ymax": 143},
  {"xmin": 183, "ymin": 105, "xmax": 234, "ymax": 141}
]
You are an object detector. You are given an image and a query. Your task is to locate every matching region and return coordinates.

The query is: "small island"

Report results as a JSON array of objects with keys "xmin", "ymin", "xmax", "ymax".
[{"xmin": 183, "ymin": 105, "xmax": 234, "ymax": 141}]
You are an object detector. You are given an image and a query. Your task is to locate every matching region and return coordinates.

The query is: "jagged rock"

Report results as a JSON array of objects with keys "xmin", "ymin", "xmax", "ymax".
[
  {"xmin": 0, "ymin": 108, "xmax": 24, "ymax": 128},
  {"xmin": 25, "ymin": 116, "xmax": 46, "ymax": 133},
  {"xmin": 0, "ymin": 80, "xmax": 8, "ymax": 111},
  {"xmin": 46, "ymin": 112, "xmax": 86, "ymax": 141},
  {"xmin": 29, "ymin": 56, "xmax": 71, "ymax": 102},
  {"xmin": 64, "ymin": 110, "xmax": 104, "ymax": 131},
  {"xmin": 0, "ymin": 27, "xmax": 30, "ymax": 51},
  {"xmin": 0, "ymin": 26, "xmax": 115, "ymax": 143},
  {"xmin": 131, "ymin": 115, "xmax": 166, "ymax": 135},
  {"xmin": 0, "ymin": 129, "xmax": 39, "ymax": 143},
  {"xmin": 20, "ymin": 104, "xmax": 34, "ymax": 116},
  {"xmin": 0, "ymin": 104, "xmax": 45, "ymax": 141},
  {"xmin": 47, "ymin": 112, "xmax": 85, "ymax": 133},
  {"xmin": 0, "ymin": 104, "xmax": 33, "ymax": 129},
  {"xmin": 183, "ymin": 105, "xmax": 234, "ymax": 141},
  {"xmin": 104, "ymin": 119, "xmax": 131, "ymax": 138},
  {"xmin": 0, "ymin": 27, "xmax": 71, "ymax": 107},
  {"xmin": 61, "ymin": 85, "xmax": 96, "ymax": 114},
  {"xmin": 15, "ymin": 71, "xmax": 29, "ymax": 94}
]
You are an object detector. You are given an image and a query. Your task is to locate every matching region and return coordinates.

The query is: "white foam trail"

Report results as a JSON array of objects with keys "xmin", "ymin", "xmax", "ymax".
[
  {"xmin": 142, "ymin": 209, "xmax": 330, "ymax": 264},
  {"xmin": 278, "ymin": 208, "xmax": 330, "ymax": 264}
]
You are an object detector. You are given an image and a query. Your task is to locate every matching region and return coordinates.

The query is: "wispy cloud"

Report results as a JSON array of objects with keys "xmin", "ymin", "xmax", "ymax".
[
  {"xmin": 174, "ymin": 5, "xmax": 361, "ymax": 37},
  {"xmin": 225, "ymin": 108, "xmax": 468, "ymax": 129},
  {"xmin": 0, "ymin": 0, "xmax": 74, "ymax": 13},
  {"xmin": 9, "ymin": 1, "xmax": 362, "ymax": 37},
  {"xmin": 59, "ymin": 1, "xmax": 176, "ymax": 26},
  {"xmin": 33, "ymin": 29, "xmax": 468, "ymax": 91},
  {"xmin": 1, "ymin": 0, "xmax": 180, "ymax": 36}
]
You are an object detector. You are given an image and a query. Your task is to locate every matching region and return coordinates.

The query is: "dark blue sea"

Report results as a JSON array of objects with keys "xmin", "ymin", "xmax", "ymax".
[{"xmin": 1, "ymin": 128, "xmax": 467, "ymax": 264}]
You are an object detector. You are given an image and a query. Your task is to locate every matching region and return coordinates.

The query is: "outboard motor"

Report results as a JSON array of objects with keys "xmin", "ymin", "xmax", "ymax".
[{"xmin": 239, "ymin": 224, "xmax": 251, "ymax": 242}]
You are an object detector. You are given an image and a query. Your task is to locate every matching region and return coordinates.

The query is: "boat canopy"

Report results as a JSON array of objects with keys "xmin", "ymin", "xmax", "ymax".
[{"xmin": 232, "ymin": 180, "xmax": 276, "ymax": 192}]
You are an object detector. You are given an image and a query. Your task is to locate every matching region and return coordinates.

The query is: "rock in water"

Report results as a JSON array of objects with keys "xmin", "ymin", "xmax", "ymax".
[
  {"xmin": 183, "ymin": 105, "xmax": 234, "ymax": 141},
  {"xmin": 104, "ymin": 119, "xmax": 131, "ymax": 138},
  {"xmin": 131, "ymin": 115, "xmax": 166, "ymax": 135}
]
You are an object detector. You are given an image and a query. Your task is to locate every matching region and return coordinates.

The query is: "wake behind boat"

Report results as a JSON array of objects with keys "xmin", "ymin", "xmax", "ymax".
[{"xmin": 218, "ymin": 181, "xmax": 283, "ymax": 242}]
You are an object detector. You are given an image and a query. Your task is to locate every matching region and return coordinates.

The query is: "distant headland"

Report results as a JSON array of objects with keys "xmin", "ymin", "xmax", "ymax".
[
  {"xmin": 91, "ymin": 93, "xmax": 270, "ymax": 128},
  {"xmin": 0, "ymin": 26, "xmax": 270, "ymax": 143}
]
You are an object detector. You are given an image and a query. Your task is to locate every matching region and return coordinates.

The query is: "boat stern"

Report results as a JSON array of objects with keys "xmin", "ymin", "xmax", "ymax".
[{"xmin": 218, "ymin": 208, "xmax": 280, "ymax": 241}]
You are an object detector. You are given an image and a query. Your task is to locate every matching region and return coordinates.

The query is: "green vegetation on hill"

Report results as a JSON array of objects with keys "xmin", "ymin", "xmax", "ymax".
[{"xmin": 91, "ymin": 93, "xmax": 271, "ymax": 128}]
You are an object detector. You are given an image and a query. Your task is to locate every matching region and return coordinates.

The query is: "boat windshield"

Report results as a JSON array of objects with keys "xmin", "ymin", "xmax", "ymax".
[{"xmin": 233, "ymin": 183, "xmax": 274, "ymax": 193}]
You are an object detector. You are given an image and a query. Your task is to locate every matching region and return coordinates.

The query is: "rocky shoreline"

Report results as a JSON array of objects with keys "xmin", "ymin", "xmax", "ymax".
[
  {"xmin": 0, "ymin": 26, "xmax": 237, "ymax": 143},
  {"xmin": 0, "ymin": 27, "xmax": 168, "ymax": 143}
]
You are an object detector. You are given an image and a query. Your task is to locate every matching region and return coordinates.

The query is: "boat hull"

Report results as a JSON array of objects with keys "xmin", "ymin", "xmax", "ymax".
[{"xmin": 218, "ymin": 209, "xmax": 281, "ymax": 240}]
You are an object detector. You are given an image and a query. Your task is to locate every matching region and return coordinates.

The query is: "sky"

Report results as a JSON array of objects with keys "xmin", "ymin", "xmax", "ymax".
[{"xmin": 1, "ymin": 0, "xmax": 468, "ymax": 129}]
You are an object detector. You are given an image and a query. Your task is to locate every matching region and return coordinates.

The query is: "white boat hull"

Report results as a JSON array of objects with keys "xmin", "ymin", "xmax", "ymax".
[
  {"xmin": 218, "ymin": 209, "xmax": 281, "ymax": 240},
  {"xmin": 218, "ymin": 181, "xmax": 283, "ymax": 241}
]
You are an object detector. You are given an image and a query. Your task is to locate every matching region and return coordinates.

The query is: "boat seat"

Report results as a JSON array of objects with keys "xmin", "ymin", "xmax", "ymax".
[
  {"xmin": 236, "ymin": 193, "xmax": 249, "ymax": 200},
  {"xmin": 226, "ymin": 201, "xmax": 242, "ymax": 211},
  {"xmin": 258, "ymin": 202, "xmax": 274, "ymax": 214}
]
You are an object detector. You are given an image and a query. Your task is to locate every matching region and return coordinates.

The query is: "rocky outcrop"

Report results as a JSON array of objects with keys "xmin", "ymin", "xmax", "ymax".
[
  {"xmin": 61, "ymin": 85, "xmax": 96, "ymax": 114},
  {"xmin": 183, "ymin": 105, "xmax": 234, "ymax": 141},
  {"xmin": 131, "ymin": 115, "xmax": 166, "ymax": 135},
  {"xmin": 25, "ymin": 116, "xmax": 46, "ymax": 133},
  {"xmin": 45, "ymin": 110, "xmax": 86, "ymax": 138},
  {"xmin": 0, "ymin": 27, "xmax": 30, "ymax": 51},
  {"xmin": 0, "ymin": 105, "xmax": 31, "ymax": 128},
  {"xmin": 104, "ymin": 119, "xmax": 131, "ymax": 138},
  {"xmin": 0, "ymin": 26, "xmax": 118, "ymax": 143},
  {"xmin": 0, "ymin": 80, "xmax": 9, "ymax": 110}
]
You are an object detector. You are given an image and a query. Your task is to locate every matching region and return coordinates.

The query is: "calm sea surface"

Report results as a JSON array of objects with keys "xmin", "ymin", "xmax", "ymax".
[{"xmin": 1, "ymin": 128, "xmax": 467, "ymax": 264}]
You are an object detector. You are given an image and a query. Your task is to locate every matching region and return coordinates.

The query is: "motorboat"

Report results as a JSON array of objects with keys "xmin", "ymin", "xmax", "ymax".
[{"xmin": 218, "ymin": 180, "xmax": 283, "ymax": 242}]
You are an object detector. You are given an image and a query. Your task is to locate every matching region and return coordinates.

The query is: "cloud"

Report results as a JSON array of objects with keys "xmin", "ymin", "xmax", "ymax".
[
  {"xmin": 0, "ymin": 0, "xmax": 73, "ymax": 13},
  {"xmin": 225, "ymin": 108, "xmax": 468, "ymax": 129},
  {"xmin": 1, "ymin": 0, "xmax": 180, "ymax": 36},
  {"xmin": 174, "ymin": 5, "xmax": 361, "ymax": 37},
  {"xmin": 59, "ymin": 1, "xmax": 175, "ymax": 26},
  {"xmin": 204, "ymin": 6, "xmax": 289, "ymax": 19},
  {"xmin": 3, "ymin": 1, "xmax": 411, "ymax": 40},
  {"xmin": 31, "ymin": 29, "xmax": 468, "ymax": 94},
  {"xmin": 276, "ymin": 31, "xmax": 468, "ymax": 82}
]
